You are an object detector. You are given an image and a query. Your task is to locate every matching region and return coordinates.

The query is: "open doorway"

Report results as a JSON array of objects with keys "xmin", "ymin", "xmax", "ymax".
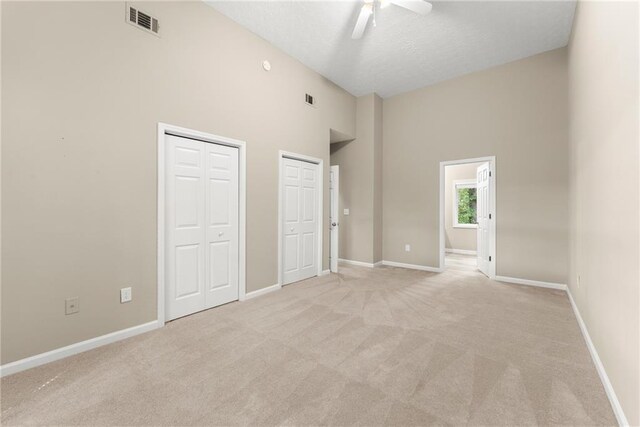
[
  {"xmin": 329, "ymin": 128, "xmax": 355, "ymax": 272},
  {"xmin": 330, "ymin": 165, "xmax": 339, "ymax": 273},
  {"xmin": 439, "ymin": 157, "xmax": 496, "ymax": 278}
]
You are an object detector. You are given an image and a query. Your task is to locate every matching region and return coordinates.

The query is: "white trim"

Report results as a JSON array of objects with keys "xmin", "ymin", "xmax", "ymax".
[
  {"xmin": 495, "ymin": 275, "xmax": 567, "ymax": 291},
  {"xmin": 445, "ymin": 248, "xmax": 477, "ymax": 255},
  {"xmin": 440, "ymin": 156, "xmax": 496, "ymax": 278},
  {"xmin": 567, "ymin": 289, "xmax": 628, "ymax": 426},
  {"xmin": 453, "ymin": 179, "xmax": 478, "ymax": 229},
  {"xmin": 340, "ymin": 258, "xmax": 443, "ymax": 273},
  {"xmin": 157, "ymin": 123, "xmax": 247, "ymax": 321},
  {"xmin": 381, "ymin": 260, "xmax": 443, "ymax": 273},
  {"xmin": 339, "ymin": 258, "xmax": 376, "ymax": 268},
  {"xmin": 0, "ymin": 321, "xmax": 158, "ymax": 378},
  {"xmin": 243, "ymin": 283, "xmax": 281, "ymax": 301},
  {"xmin": 245, "ymin": 270, "xmax": 331, "ymax": 303},
  {"xmin": 277, "ymin": 151, "xmax": 324, "ymax": 287}
]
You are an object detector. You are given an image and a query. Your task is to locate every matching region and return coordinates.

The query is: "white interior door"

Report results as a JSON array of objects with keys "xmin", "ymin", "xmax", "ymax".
[
  {"xmin": 282, "ymin": 158, "xmax": 318, "ymax": 285},
  {"xmin": 476, "ymin": 162, "xmax": 491, "ymax": 277},
  {"xmin": 204, "ymin": 143, "xmax": 239, "ymax": 309},
  {"xmin": 166, "ymin": 135, "xmax": 206, "ymax": 320},
  {"xmin": 330, "ymin": 165, "xmax": 339, "ymax": 273},
  {"xmin": 166, "ymin": 134, "xmax": 239, "ymax": 321}
]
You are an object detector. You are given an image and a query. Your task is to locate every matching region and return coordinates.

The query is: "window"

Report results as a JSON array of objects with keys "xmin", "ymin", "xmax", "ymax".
[{"xmin": 453, "ymin": 180, "xmax": 477, "ymax": 228}]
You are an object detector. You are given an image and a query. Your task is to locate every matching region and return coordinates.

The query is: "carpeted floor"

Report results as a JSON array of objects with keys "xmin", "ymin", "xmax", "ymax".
[
  {"xmin": 1, "ymin": 265, "xmax": 616, "ymax": 426},
  {"xmin": 445, "ymin": 252, "xmax": 478, "ymax": 271}
]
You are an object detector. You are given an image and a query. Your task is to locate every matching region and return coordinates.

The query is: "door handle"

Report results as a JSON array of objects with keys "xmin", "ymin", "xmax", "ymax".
[
  {"xmin": 218, "ymin": 232, "xmax": 224, "ymax": 237},
  {"xmin": 331, "ymin": 222, "xmax": 338, "ymax": 227},
  {"xmin": 290, "ymin": 227, "xmax": 294, "ymax": 232}
]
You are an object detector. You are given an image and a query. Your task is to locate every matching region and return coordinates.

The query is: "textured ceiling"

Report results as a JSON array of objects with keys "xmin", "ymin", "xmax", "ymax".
[{"xmin": 205, "ymin": 1, "xmax": 576, "ymax": 98}]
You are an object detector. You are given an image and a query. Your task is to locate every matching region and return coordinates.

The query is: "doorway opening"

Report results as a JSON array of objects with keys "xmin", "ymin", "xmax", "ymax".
[
  {"xmin": 330, "ymin": 165, "xmax": 339, "ymax": 273},
  {"xmin": 439, "ymin": 156, "xmax": 496, "ymax": 278}
]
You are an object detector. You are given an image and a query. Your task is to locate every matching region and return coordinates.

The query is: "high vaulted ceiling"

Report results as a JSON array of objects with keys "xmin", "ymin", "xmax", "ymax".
[{"xmin": 206, "ymin": 1, "xmax": 576, "ymax": 98}]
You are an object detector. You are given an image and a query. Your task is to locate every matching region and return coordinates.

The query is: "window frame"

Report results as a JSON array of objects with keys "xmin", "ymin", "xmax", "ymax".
[{"xmin": 453, "ymin": 179, "xmax": 478, "ymax": 229}]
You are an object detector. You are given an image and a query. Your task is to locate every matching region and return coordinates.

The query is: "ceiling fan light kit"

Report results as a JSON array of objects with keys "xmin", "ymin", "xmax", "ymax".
[{"xmin": 351, "ymin": 0, "xmax": 432, "ymax": 40}]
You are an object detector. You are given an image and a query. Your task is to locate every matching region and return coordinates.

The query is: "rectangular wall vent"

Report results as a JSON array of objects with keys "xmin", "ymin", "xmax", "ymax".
[
  {"xmin": 305, "ymin": 93, "xmax": 316, "ymax": 107},
  {"xmin": 126, "ymin": 4, "xmax": 160, "ymax": 37}
]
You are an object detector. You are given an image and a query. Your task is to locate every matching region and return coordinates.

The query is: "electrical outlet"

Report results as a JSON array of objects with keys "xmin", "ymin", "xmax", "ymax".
[
  {"xmin": 405, "ymin": 244, "xmax": 411, "ymax": 252},
  {"xmin": 65, "ymin": 298, "xmax": 79, "ymax": 315},
  {"xmin": 343, "ymin": 208, "xmax": 350, "ymax": 216},
  {"xmin": 120, "ymin": 287, "xmax": 132, "ymax": 303}
]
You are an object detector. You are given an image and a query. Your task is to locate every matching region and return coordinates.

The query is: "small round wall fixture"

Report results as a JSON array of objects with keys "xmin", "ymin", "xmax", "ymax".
[{"xmin": 262, "ymin": 60, "xmax": 271, "ymax": 71}]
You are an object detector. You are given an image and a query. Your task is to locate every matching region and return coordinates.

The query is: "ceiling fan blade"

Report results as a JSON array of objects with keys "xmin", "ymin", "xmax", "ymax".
[
  {"xmin": 351, "ymin": 4, "xmax": 373, "ymax": 39},
  {"xmin": 390, "ymin": 0, "xmax": 432, "ymax": 15}
]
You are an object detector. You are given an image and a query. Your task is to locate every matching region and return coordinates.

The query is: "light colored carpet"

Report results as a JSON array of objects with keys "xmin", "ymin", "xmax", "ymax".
[
  {"xmin": 445, "ymin": 253, "xmax": 477, "ymax": 271},
  {"xmin": 1, "ymin": 265, "xmax": 616, "ymax": 426}
]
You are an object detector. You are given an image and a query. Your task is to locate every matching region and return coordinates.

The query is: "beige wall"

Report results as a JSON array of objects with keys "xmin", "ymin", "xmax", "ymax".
[
  {"xmin": 383, "ymin": 48, "xmax": 569, "ymax": 282},
  {"xmin": 330, "ymin": 94, "xmax": 382, "ymax": 264},
  {"xmin": 444, "ymin": 162, "xmax": 481, "ymax": 252},
  {"xmin": 568, "ymin": 1, "xmax": 639, "ymax": 424},
  {"xmin": 4, "ymin": 13, "xmax": 638, "ymax": 426},
  {"xmin": 1, "ymin": 1, "xmax": 356, "ymax": 364}
]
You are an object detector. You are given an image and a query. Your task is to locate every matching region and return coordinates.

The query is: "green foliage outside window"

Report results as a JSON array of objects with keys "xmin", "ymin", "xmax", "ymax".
[{"xmin": 457, "ymin": 188, "xmax": 477, "ymax": 225}]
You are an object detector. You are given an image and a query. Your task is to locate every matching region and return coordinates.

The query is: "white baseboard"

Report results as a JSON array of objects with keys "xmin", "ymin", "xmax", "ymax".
[
  {"xmin": 567, "ymin": 289, "xmax": 628, "ymax": 426},
  {"xmin": 445, "ymin": 248, "xmax": 477, "ymax": 255},
  {"xmin": 243, "ymin": 283, "xmax": 281, "ymax": 301},
  {"xmin": 339, "ymin": 258, "xmax": 376, "ymax": 268},
  {"xmin": 381, "ymin": 260, "xmax": 443, "ymax": 273},
  {"xmin": 245, "ymin": 270, "xmax": 330, "ymax": 301},
  {"xmin": 339, "ymin": 259, "xmax": 384, "ymax": 268},
  {"xmin": 0, "ymin": 320, "xmax": 159, "ymax": 378},
  {"xmin": 494, "ymin": 275, "xmax": 567, "ymax": 291}
]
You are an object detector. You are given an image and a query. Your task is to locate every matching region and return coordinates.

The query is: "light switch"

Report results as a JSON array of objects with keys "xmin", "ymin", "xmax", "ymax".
[
  {"xmin": 343, "ymin": 208, "xmax": 350, "ymax": 215},
  {"xmin": 405, "ymin": 244, "xmax": 411, "ymax": 252},
  {"xmin": 120, "ymin": 287, "xmax": 132, "ymax": 303}
]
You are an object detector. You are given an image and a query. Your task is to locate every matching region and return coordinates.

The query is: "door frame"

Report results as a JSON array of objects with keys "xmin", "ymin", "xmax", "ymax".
[
  {"xmin": 278, "ymin": 150, "xmax": 324, "ymax": 286},
  {"xmin": 157, "ymin": 123, "xmax": 247, "ymax": 326},
  {"xmin": 330, "ymin": 165, "xmax": 339, "ymax": 273},
  {"xmin": 439, "ymin": 156, "xmax": 496, "ymax": 278}
]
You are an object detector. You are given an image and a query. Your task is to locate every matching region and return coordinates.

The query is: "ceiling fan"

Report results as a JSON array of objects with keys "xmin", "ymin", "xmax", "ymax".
[{"xmin": 351, "ymin": 0, "xmax": 433, "ymax": 39}]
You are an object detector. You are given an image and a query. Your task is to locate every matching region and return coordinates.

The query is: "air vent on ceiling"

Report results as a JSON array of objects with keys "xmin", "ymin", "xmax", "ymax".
[
  {"xmin": 126, "ymin": 4, "xmax": 160, "ymax": 37},
  {"xmin": 305, "ymin": 93, "xmax": 316, "ymax": 107}
]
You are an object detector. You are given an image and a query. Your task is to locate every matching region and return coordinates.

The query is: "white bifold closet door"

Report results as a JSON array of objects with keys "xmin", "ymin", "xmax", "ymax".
[
  {"xmin": 282, "ymin": 157, "xmax": 319, "ymax": 285},
  {"xmin": 166, "ymin": 134, "xmax": 239, "ymax": 321}
]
